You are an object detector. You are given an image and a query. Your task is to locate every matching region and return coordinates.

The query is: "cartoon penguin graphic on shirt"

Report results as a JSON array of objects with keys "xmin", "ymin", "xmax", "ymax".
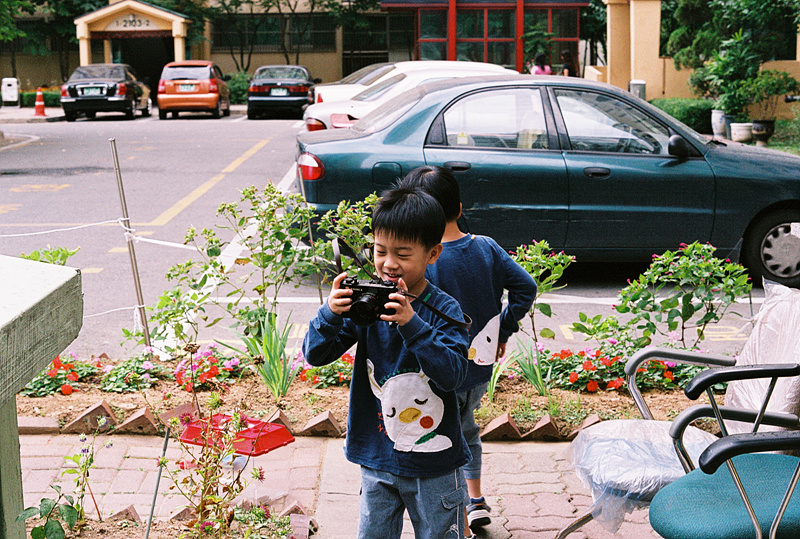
[{"xmin": 367, "ymin": 359, "xmax": 452, "ymax": 453}]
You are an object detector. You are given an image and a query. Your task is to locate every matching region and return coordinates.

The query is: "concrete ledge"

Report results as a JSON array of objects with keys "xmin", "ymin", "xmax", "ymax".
[{"xmin": 17, "ymin": 416, "xmax": 60, "ymax": 435}]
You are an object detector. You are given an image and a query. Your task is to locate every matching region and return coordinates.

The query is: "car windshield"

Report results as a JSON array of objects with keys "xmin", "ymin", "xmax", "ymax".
[
  {"xmin": 353, "ymin": 88, "xmax": 422, "ymax": 134},
  {"xmin": 338, "ymin": 64, "xmax": 393, "ymax": 85},
  {"xmin": 162, "ymin": 66, "xmax": 212, "ymax": 80},
  {"xmin": 352, "ymin": 74, "xmax": 406, "ymax": 101},
  {"xmin": 70, "ymin": 65, "xmax": 125, "ymax": 80},
  {"xmin": 255, "ymin": 66, "xmax": 308, "ymax": 80}
]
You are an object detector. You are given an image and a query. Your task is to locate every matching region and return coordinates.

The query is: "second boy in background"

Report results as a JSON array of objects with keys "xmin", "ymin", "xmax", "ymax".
[{"xmin": 400, "ymin": 166, "xmax": 537, "ymax": 533}]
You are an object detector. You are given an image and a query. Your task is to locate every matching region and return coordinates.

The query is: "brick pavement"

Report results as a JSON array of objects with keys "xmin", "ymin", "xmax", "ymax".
[{"xmin": 20, "ymin": 434, "xmax": 661, "ymax": 538}]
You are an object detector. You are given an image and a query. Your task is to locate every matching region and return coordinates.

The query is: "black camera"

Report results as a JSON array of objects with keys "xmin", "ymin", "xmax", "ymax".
[{"xmin": 341, "ymin": 276, "xmax": 398, "ymax": 326}]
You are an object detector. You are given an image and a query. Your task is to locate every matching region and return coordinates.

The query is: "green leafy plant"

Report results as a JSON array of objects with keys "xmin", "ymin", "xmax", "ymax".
[
  {"xmin": 220, "ymin": 315, "xmax": 298, "ymax": 403},
  {"xmin": 173, "ymin": 343, "xmax": 244, "ymax": 393},
  {"xmin": 227, "ymin": 71, "xmax": 250, "ymax": 104},
  {"xmin": 21, "ymin": 354, "xmax": 96, "ymax": 397},
  {"xmin": 100, "ymin": 350, "xmax": 166, "ymax": 393},
  {"xmin": 744, "ymin": 69, "xmax": 800, "ymax": 120},
  {"xmin": 509, "ymin": 240, "xmax": 575, "ymax": 396},
  {"xmin": 705, "ymin": 31, "xmax": 760, "ymax": 118},
  {"xmin": 650, "ymin": 98, "xmax": 715, "ymax": 134},
  {"xmin": 232, "ymin": 504, "xmax": 292, "ymax": 538},
  {"xmin": 126, "ymin": 184, "xmax": 316, "ymax": 353},
  {"xmin": 486, "ymin": 353, "xmax": 516, "ymax": 402},
  {"xmin": 61, "ymin": 419, "xmax": 113, "ymax": 525},
  {"xmin": 19, "ymin": 245, "xmax": 80, "ymax": 266},
  {"xmin": 572, "ymin": 242, "xmax": 752, "ymax": 357},
  {"xmin": 17, "ymin": 485, "xmax": 79, "ymax": 539},
  {"xmin": 299, "ymin": 352, "xmax": 354, "ymax": 388}
]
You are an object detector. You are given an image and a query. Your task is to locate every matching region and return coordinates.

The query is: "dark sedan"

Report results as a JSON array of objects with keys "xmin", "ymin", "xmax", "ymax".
[
  {"xmin": 297, "ymin": 75, "xmax": 800, "ymax": 287},
  {"xmin": 247, "ymin": 65, "xmax": 319, "ymax": 119},
  {"xmin": 60, "ymin": 64, "xmax": 151, "ymax": 122}
]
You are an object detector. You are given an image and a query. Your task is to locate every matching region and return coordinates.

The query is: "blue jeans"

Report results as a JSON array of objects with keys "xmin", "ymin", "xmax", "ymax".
[
  {"xmin": 358, "ymin": 465, "xmax": 466, "ymax": 539},
  {"xmin": 457, "ymin": 382, "xmax": 489, "ymax": 480}
]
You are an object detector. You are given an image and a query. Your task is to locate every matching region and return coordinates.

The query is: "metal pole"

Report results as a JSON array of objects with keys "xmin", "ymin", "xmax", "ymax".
[
  {"xmin": 145, "ymin": 427, "xmax": 170, "ymax": 539},
  {"xmin": 109, "ymin": 138, "xmax": 151, "ymax": 347}
]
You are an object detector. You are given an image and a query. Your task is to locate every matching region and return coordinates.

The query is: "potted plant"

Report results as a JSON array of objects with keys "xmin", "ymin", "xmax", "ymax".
[{"xmin": 745, "ymin": 69, "xmax": 800, "ymax": 146}]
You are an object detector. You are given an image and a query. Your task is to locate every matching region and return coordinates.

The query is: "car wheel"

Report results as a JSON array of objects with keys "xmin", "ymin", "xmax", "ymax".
[
  {"xmin": 86, "ymin": 111, "xmax": 96, "ymax": 119},
  {"xmin": 142, "ymin": 98, "xmax": 152, "ymax": 117},
  {"xmin": 247, "ymin": 107, "xmax": 257, "ymax": 120},
  {"xmin": 125, "ymin": 100, "xmax": 135, "ymax": 120},
  {"xmin": 158, "ymin": 108, "xmax": 167, "ymax": 120},
  {"xmin": 65, "ymin": 111, "xmax": 77, "ymax": 122},
  {"xmin": 743, "ymin": 208, "xmax": 800, "ymax": 287},
  {"xmin": 212, "ymin": 99, "xmax": 222, "ymax": 119},
  {"xmin": 223, "ymin": 101, "xmax": 231, "ymax": 117}
]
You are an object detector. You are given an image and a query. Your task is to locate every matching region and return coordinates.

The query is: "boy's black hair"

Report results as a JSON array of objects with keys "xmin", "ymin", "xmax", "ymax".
[
  {"xmin": 373, "ymin": 186, "xmax": 445, "ymax": 250},
  {"xmin": 397, "ymin": 165, "xmax": 461, "ymax": 222}
]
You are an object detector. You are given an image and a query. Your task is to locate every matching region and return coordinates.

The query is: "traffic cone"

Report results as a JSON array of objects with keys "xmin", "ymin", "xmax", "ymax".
[{"xmin": 33, "ymin": 87, "xmax": 46, "ymax": 117}]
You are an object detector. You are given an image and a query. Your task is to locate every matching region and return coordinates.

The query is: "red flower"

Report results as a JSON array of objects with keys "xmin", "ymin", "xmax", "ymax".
[
  {"xmin": 568, "ymin": 372, "xmax": 579, "ymax": 383},
  {"xmin": 338, "ymin": 372, "xmax": 345, "ymax": 383},
  {"xmin": 53, "ymin": 356, "xmax": 63, "ymax": 369},
  {"xmin": 185, "ymin": 382, "xmax": 193, "ymax": 392},
  {"xmin": 607, "ymin": 377, "xmax": 625, "ymax": 390},
  {"xmin": 586, "ymin": 380, "xmax": 599, "ymax": 392},
  {"xmin": 47, "ymin": 369, "xmax": 58, "ymax": 378},
  {"xmin": 664, "ymin": 370, "xmax": 674, "ymax": 381},
  {"xmin": 312, "ymin": 375, "xmax": 320, "ymax": 385},
  {"xmin": 581, "ymin": 360, "xmax": 597, "ymax": 372},
  {"xmin": 554, "ymin": 349, "xmax": 573, "ymax": 360},
  {"xmin": 66, "ymin": 371, "xmax": 79, "ymax": 382},
  {"xmin": 341, "ymin": 353, "xmax": 354, "ymax": 365},
  {"xmin": 60, "ymin": 384, "xmax": 73, "ymax": 395},
  {"xmin": 578, "ymin": 350, "xmax": 586, "ymax": 357},
  {"xmin": 300, "ymin": 370, "xmax": 308, "ymax": 382},
  {"xmin": 600, "ymin": 357, "xmax": 613, "ymax": 367}
]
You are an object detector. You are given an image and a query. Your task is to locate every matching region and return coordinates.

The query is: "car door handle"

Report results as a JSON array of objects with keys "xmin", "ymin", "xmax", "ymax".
[
  {"xmin": 584, "ymin": 167, "xmax": 611, "ymax": 179},
  {"xmin": 444, "ymin": 161, "xmax": 471, "ymax": 172}
]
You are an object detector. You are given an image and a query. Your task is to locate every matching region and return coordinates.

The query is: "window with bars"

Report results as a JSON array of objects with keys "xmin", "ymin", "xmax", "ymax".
[{"xmin": 211, "ymin": 13, "xmax": 335, "ymax": 53}]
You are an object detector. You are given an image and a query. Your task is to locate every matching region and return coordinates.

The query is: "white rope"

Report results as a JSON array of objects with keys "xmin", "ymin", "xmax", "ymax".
[
  {"xmin": 0, "ymin": 219, "xmax": 122, "ymax": 238},
  {"xmin": 124, "ymin": 232, "xmax": 197, "ymax": 251},
  {"xmin": 84, "ymin": 304, "xmax": 147, "ymax": 319}
]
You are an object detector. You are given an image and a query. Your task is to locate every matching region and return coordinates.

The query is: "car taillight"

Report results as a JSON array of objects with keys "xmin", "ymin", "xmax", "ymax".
[
  {"xmin": 209, "ymin": 79, "xmax": 219, "ymax": 93},
  {"xmin": 316, "ymin": 93, "xmax": 323, "ymax": 103},
  {"xmin": 157, "ymin": 79, "xmax": 165, "ymax": 93},
  {"xmin": 305, "ymin": 118, "xmax": 326, "ymax": 131},
  {"xmin": 286, "ymin": 85, "xmax": 308, "ymax": 93},
  {"xmin": 116, "ymin": 82, "xmax": 127, "ymax": 96},
  {"xmin": 61, "ymin": 84, "xmax": 68, "ymax": 97},
  {"xmin": 250, "ymin": 85, "xmax": 268, "ymax": 93},
  {"xmin": 297, "ymin": 152, "xmax": 325, "ymax": 181}
]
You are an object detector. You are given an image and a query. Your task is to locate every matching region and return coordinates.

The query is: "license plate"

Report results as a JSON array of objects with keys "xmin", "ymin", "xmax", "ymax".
[
  {"xmin": 270, "ymin": 88, "xmax": 288, "ymax": 96},
  {"xmin": 179, "ymin": 84, "xmax": 195, "ymax": 92},
  {"xmin": 82, "ymin": 87, "xmax": 103, "ymax": 96}
]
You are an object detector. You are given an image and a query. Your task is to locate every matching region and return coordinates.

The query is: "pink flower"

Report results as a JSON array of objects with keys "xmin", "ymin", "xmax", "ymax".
[
  {"xmin": 142, "ymin": 361, "xmax": 153, "ymax": 370},
  {"xmin": 103, "ymin": 364, "xmax": 114, "ymax": 373},
  {"xmin": 668, "ymin": 331, "xmax": 681, "ymax": 341}
]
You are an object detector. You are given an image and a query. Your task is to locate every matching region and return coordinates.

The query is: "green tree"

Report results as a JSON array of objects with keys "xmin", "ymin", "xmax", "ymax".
[
  {"xmin": 210, "ymin": 0, "xmax": 272, "ymax": 73},
  {"xmin": 151, "ymin": 0, "xmax": 214, "ymax": 49},
  {"xmin": 580, "ymin": 0, "xmax": 607, "ymax": 67},
  {"xmin": 0, "ymin": 0, "xmax": 34, "ymax": 77}
]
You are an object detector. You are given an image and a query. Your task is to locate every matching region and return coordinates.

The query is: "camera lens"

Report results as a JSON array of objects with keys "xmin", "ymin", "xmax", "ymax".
[{"xmin": 349, "ymin": 293, "xmax": 381, "ymax": 326}]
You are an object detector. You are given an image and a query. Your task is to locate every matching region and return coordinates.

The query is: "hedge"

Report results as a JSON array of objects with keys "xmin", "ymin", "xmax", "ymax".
[
  {"xmin": 650, "ymin": 98, "xmax": 714, "ymax": 134},
  {"xmin": 19, "ymin": 90, "xmax": 61, "ymax": 108}
]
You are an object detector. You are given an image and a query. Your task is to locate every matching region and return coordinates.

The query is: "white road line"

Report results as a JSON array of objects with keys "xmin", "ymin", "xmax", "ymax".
[
  {"xmin": 277, "ymin": 163, "xmax": 297, "ymax": 193},
  {"xmin": 233, "ymin": 114, "xmax": 247, "ymax": 122}
]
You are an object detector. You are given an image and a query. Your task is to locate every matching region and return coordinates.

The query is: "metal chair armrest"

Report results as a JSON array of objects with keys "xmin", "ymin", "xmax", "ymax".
[
  {"xmin": 699, "ymin": 431, "xmax": 800, "ymax": 474},
  {"xmin": 684, "ymin": 364, "xmax": 800, "ymax": 400}
]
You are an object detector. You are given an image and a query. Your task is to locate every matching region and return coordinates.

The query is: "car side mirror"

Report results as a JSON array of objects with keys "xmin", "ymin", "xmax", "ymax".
[
  {"xmin": 668, "ymin": 135, "xmax": 689, "ymax": 160},
  {"xmin": 313, "ymin": 78, "xmax": 322, "ymax": 84}
]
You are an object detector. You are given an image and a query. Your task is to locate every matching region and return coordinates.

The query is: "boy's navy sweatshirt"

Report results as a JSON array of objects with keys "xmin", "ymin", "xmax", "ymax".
[
  {"xmin": 302, "ymin": 282, "xmax": 471, "ymax": 478},
  {"xmin": 426, "ymin": 234, "xmax": 537, "ymax": 392}
]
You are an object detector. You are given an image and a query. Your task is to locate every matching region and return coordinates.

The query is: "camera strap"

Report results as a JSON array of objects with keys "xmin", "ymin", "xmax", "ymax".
[{"xmin": 333, "ymin": 238, "xmax": 471, "ymax": 331}]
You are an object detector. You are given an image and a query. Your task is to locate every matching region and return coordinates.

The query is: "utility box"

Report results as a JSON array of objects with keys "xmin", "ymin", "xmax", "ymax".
[
  {"xmin": 628, "ymin": 79, "xmax": 646, "ymax": 101},
  {"xmin": 1, "ymin": 78, "xmax": 19, "ymax": 106}
]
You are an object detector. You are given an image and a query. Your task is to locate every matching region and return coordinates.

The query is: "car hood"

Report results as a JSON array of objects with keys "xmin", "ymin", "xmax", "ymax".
[{"xmin": 703, "ymin": 140, "xmax": 800, "ymax": 178}]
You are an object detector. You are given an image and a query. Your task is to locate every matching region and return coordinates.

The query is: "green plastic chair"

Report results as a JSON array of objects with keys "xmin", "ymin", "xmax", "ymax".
[{"xmin": 650, "ymin": 363, "xmax": 800, "ymax": 539}]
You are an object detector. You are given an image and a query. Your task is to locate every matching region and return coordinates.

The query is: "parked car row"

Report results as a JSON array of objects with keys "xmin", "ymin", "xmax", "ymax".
[
  {"xmin": 59, "ymin": 61, "xmax": 320, "ymax": 121},
  {"xmin": 296, "ymin": 73, "xmax": 800, "ymax": 288}
]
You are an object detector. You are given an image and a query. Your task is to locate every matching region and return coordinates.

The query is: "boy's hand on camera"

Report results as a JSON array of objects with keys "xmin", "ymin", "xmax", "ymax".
[
  {"xmin": 382, "ymin": 277, "xmax": 414, "ymax": 326},
  {"xmin": 328, "ymin": 272, "xmax": 353, "ymax": 316}
]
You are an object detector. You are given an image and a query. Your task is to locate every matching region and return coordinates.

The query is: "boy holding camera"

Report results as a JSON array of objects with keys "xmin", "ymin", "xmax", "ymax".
[
  {"xmin": 400, "ymin": 165, "xmax": 537, "ymax": 531},
  {"xmin": 302, "ymin": 186, "xmax": 472, "ymax": 539}
]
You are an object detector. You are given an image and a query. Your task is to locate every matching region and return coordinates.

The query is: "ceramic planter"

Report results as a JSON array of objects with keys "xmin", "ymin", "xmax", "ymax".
[
  {"xmin": 711, "ymin": 109, "xmax": 727, "ymax": 138},
  {"xmin": 730, "ymin": 122, "xmax": 753, "ymax": 143},
  {"xmin": 752, "ymin": 119, "xmax": 776, "ymax": 147}
]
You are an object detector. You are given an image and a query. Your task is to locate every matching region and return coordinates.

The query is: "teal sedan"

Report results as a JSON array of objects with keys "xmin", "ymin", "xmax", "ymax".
[{"xmin": 297, "ymin": 75, "xmax": 800, "ymax": 287}]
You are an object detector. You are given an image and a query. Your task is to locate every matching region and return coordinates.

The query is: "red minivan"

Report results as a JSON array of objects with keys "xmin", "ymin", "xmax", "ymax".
[{"xmin": 156, "ymin": 60, "xmax": 231, "ymax": 119}]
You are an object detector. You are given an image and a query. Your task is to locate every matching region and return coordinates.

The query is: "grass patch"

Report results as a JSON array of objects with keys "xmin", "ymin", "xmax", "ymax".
[{"xmin": 761, "ymin": 116, "xmax": 800, "ymax": 155}]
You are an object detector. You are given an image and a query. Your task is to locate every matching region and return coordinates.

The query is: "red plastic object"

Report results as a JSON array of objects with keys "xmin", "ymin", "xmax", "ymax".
[{"xmin": 179, "ymin": 414, "xmax": 294, "ymax": 456}]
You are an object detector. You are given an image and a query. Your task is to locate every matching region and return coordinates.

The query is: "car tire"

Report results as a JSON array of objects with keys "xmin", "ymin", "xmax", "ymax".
[
  {"xmin": 125, "ymin": 100, "xmax": 135, "ymax": 120},
  {"xmin": 172, "ymin": 111, "xmax": 179, "ymax": 118},
  {"xmin": 158, "ymin": 108, "xmax": 167, "ymax": 120},
  {"xmin": 743, "ymin": 208, "xmax": 800, "ymax": 287},
  {"xmin": 65, "ymin": 111, "xmax": 77, "ymax": 122},
  {"xmin": 247, "ymin": 107, "xmax": 257, "ymax": 120},
  {"xmin": 86, "ymin": 111, "xmax": 96, "ymax": 119},
  {"xmin": 223, "ymin": 101, "xmax": 231, "ymax": 117},
  {"xmin": 212, "ymin": 99, "xmax": 222, "ymax": 119},
  {"xmin": 142, "ymin": 98, "xmax": 152, "ymax": 117}
]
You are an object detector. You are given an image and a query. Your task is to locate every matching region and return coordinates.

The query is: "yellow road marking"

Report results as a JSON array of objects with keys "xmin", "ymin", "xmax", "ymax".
[
  {"xmin": 147, "ymin": 139, "xmax": 270, "ymax": 226},
  {"xmin": 0, "ymin": 204, "xmax": 21, "ymax": 214},
  {"xmin": 10, "ymin": 184, "xmax": 70, "ymax": 192},
  {"xmin": 81, "ymin": 268, "xmax": 104, "ymax": 274},
  {"xmin": 109, "ymin": 247, "xmax": 128, "ymax": 253},
  {"xmin": 559, "ymin": 324, "xmax": 575, "ymax": 340}
]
